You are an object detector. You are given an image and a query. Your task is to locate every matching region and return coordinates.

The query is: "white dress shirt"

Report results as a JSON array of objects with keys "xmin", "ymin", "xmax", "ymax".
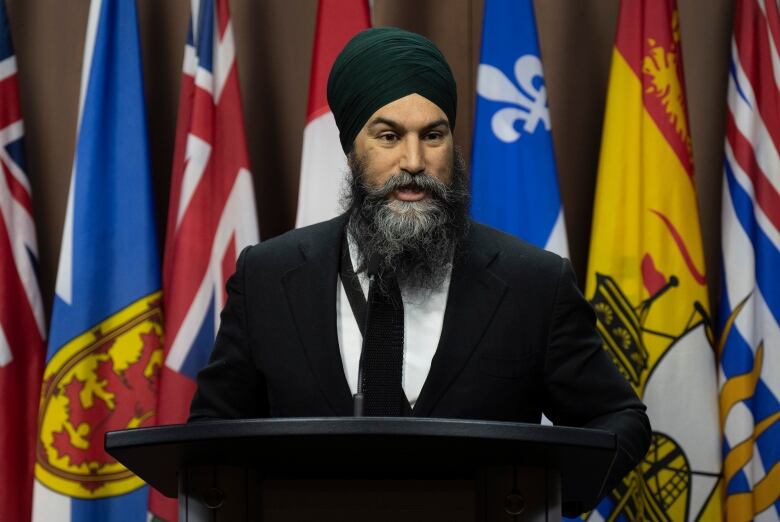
[{"xmin": 336, "ymin": 238, "xmax": 451, "ymax": 407}]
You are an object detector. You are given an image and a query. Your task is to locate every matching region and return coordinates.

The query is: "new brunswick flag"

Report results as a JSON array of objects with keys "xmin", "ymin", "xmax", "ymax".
[{"xmin": 585, "ymin": 1, "xmax": 722, "ymax": 520}]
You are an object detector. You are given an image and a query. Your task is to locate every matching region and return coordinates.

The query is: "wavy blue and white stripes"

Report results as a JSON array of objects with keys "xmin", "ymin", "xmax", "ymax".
[{"xmin": 718, "ymin": 1, "xmax": 780, "ymax": 518}]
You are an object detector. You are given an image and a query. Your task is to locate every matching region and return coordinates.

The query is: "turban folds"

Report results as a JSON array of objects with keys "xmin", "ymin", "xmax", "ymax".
[{"xmin": 327, "ymin": 27, "xmax": 457, "ymax": 153}]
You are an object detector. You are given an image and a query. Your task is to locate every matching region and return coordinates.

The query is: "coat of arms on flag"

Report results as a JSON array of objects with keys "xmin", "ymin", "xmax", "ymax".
[
  {"xmin": 584, "ymin": 1, "xmax": 722, "ymax": 520},
  {"xmin": 32, "ymin": 0, "xmax": 163, "ymax": 520}
]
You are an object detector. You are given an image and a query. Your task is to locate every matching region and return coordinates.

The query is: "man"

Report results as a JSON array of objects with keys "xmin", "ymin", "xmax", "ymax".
[{"xmin": 189, "ymin": 27, "xmax": 650, "ymax": 513}]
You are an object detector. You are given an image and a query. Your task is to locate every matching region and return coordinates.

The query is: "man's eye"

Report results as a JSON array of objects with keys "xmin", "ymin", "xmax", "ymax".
[
  {"xmin": 425, "ymin": 132, "xmax": 443, "ymax": 141},
  {"xmin": 378, "ymin": 133, "xmax": 398, "ymax": 143}
]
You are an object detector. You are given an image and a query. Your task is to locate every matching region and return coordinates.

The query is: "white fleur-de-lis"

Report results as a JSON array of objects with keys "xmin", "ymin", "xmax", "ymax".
[{"xmin": 477, "ymin": 55, "xmax": 550, "ymax": 143}]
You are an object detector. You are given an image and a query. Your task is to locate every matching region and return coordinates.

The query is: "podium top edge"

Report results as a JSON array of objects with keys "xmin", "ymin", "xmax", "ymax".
[{"xmin": 106, "ymin": 417, "xmax": 615, "ymax": 451}]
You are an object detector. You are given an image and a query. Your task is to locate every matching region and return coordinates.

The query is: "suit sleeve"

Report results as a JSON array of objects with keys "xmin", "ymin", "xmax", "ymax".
[
  {"xmin": 542, "ymin": 258, "xmax": 651, "ymax": 513},
  {"xmin": 188, "ymin": 246, "xmax": 269, "ymax": 421}
]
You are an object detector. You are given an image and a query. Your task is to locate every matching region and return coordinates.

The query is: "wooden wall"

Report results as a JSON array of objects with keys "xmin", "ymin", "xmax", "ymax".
[{"xmin": 6, "ymin": 0, "xmax": 734, "ymax": 320}]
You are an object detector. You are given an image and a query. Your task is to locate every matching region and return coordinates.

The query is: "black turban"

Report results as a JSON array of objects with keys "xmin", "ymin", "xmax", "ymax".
[{"xmin": 327, "ymin": 27, "xmax": 457, "ymax": 154}]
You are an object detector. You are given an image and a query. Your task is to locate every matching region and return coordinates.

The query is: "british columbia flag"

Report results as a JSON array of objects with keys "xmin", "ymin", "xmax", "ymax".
[
  {"xmin": 718, "ymin": 0, "xmax": 780, "ymax": 519},
  {"xmin": 150, "ymin": 0, "xmax": 258, "ymax": 519},
  {"xmin": 0, "ymin": 1, "xmax": 44, "ymax": 520}
]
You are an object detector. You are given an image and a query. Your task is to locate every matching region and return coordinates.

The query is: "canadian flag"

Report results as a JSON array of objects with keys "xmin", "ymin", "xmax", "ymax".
[{"xmin": 295, "ymin": 0, "xmax": 371, "ymax": 227}]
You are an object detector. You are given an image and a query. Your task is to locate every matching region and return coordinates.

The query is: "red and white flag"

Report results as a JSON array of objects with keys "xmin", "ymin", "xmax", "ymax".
[
  {"xmin": 0, "ymin": 1, "xmax": 45, "ymax": 520},
  {"xmin": 150, "ymin": 0, "xmax": 258, "ymax": 519},
  {"xmin": 295, "ymin": 0, "xmax": 370, "ymax": 227}
]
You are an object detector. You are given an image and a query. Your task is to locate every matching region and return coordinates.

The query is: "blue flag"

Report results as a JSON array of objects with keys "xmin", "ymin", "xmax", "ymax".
[
  {"xmin": 33, "ymin": 1, "xmax": 162, "ymax": 520},
  {"xmin": 471, "ymin": 0, "xmax": 567, "ymax": 256}
]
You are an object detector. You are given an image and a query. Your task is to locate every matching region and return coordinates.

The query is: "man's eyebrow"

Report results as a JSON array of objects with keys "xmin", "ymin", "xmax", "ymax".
[
  {"xmin": 367, "ymin": 117, "xmax": 450, "ymax": 130},
  {"xmin": 423, "ymin": 118, "xmax": 450, "ymax": 130},
  {"xmin": 367, "ymin": 117, "xmax": 401, "ymax": 129}
]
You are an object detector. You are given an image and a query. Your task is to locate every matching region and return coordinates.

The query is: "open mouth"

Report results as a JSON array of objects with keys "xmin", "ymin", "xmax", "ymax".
[{"xmin": 394, "ymin": 184, "xmax": 428, "ymax": 201}]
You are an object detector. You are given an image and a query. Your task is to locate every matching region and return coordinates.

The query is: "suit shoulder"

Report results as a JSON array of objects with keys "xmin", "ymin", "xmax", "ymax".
[
  {"xmin": 240, "ymin": 215, "xmax": 345, "ymax": 270},
  {"xmin": 468, "ymin": 221, "xmax": 575, "ymax": 302},
  {"xmin": 469, "ymin": 220, "xmax": 564, "ymax": 270}
]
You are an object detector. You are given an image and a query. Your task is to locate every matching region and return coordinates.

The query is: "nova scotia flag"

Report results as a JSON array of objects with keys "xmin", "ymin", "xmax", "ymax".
[
  {"xmin": 32, "ymin": 1, "xmax": 162, "ymax": 520},
  {"xmin": 471, "ymin": 0, "xmax": 567, "ymax": 257}
]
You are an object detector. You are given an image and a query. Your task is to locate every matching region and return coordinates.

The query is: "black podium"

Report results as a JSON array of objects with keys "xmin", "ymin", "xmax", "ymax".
[{"xmin": 105, "ymin": 418, "xmax": 616, "ymax": 521}]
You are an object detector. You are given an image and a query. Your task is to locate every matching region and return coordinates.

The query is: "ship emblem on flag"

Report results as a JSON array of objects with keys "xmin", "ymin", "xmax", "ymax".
[
  {"xmin": 584, "ymin": 1, "xmax": 722, "ymax": 520},
  {"xmin": 589, "ymin": 261, "xmax": 713, "ymax": 519}
]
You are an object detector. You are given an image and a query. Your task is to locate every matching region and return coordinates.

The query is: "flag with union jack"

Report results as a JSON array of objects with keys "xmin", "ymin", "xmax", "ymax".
[
  {"xmin": 718, "ymin": 0, "xmax": 780, "ymax": 519},
  {"xmin": 150, "ymin": 0, "xmax": 259, "ymax": 519},
  {"xmin": 0, "ymin": 1, "xmax": 44, "ymax": 520}
]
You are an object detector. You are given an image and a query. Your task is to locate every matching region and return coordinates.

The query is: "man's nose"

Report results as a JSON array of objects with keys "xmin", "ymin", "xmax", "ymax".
[{"xmin": 399, "ymin": 135, "xmax": 425, "ymax": 175}]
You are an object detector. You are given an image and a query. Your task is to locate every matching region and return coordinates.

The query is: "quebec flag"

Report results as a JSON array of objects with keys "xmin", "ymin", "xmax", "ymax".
[
  {"xmin": 471, "ymin": 0, "xmax": 567, "ymax": 257},
  {"xmin": 32, "ymin": 1, "xmax": 163, "ymax": 521}
]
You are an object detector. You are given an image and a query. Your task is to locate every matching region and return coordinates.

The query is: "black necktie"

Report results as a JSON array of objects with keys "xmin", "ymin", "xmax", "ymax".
[
  {"xmin": 339, "ymin": 238, "xmax": 409, "ymax": 416},
  {"xmin": 360, "ymin": 271, "xmax": 404, "ymax": 416}
]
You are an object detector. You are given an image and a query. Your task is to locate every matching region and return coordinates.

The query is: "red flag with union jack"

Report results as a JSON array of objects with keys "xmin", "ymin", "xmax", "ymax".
[
  {"xmin": 0, "ymin": 1, "xmax": 45, "ymax": 520},
  {"xmin": 150, "ymin": 0, "xmax": 258, "ymax": 519}
]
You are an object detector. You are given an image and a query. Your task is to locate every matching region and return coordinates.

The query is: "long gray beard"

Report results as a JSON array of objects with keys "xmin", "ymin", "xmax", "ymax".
[{"xmin": 343, "ymin": 149, "xmax": 470, "ymax": 291}]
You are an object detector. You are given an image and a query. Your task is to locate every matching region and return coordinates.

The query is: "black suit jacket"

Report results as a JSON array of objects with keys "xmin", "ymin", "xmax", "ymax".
[{"xmin": 189, "ymin": 214, "xmax": 651, "ymax": 511}]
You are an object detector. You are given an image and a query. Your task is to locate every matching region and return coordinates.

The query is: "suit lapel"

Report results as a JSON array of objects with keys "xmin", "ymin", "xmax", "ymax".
[
  {"xmin": 282, "ymin": 215, "xmax": 353, "ymax": 415},
  {"xmin": 413, "ymin": 226, "xmax": 507, "ymax": 416}
]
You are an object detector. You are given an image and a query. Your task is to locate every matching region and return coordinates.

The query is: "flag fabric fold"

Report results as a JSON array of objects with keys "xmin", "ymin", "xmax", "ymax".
[
  {"xmin": 32, "ymin": 0, "xmax": 163, "ymax": 520},
  {"xmin": 584, "ymin": 1, "xmax": 722, "ymax": 520},
  {"xmin": 149, "ymin": 0, "xmax": 259, "ymax": 519},
  {"xmin": 471, "ymin": 0, "xmax": 567, "ymax": 257},
  {"xmin": 0, "ymin": 1, "xmax": 45, "ymax": 520},
  {"xmin": 295, "ymin": 0, "xmax": 370, "ymax": 228},
  {"xmin": 718, "ymin": 0, "xmax": 780, "ymax": 520}
]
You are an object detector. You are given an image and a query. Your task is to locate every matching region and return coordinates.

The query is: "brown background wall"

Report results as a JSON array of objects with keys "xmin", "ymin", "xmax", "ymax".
[{"xmin": 6, "ymin": 0, "xmax": 733, "ymax": 321}]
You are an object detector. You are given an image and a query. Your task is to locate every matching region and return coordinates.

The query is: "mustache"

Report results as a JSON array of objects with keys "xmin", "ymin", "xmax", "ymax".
[
  {"xmin": 363, "ymin": 171, "xmax": 450, "ymax": 200},
  {"xmin": 343, "ymin": 147, "xmax": 471, "ymax": 291}
]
